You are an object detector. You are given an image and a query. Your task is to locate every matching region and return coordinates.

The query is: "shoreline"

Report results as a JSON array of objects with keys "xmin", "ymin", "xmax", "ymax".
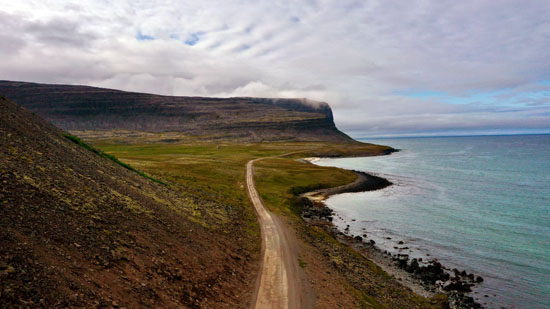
[{"xmin": 299, "ymin": 157, "xmax": 483, "ymax": 308}]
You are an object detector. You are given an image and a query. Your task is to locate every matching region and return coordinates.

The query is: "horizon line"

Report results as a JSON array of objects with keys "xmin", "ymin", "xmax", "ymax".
[{"xmin": 356, "ymin": 132, "xmax": 550, "ymax": 140}]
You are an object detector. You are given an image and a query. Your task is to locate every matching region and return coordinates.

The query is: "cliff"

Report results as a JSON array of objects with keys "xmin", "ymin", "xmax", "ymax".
[{"xmin": 0, "ymin": 80, "xmax": 352, "ymax": 142}]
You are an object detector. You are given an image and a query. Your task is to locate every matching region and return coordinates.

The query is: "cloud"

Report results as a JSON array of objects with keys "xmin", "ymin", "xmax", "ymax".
[{"xmin": 0, "ymin": 0, "xmax": 549, "ymax": 136}]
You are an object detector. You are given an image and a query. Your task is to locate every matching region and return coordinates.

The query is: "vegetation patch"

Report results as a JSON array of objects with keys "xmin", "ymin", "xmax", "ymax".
[
  {"xmin": 63, "ymin": 133, "xmax": 166, "ymax": 185},
  {"xmin": 87, "ymin": 139, "xmax": 435, "ymax": 307},
  {"xmin": 254, "ymin": 157, "xmax": 356, "ymax": 217}
]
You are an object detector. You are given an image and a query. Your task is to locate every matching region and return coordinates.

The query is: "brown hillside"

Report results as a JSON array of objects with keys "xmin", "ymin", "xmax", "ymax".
[
  {"xmin": 0, "ymin": 95, "xmax": 258, "ymax": 307},
  {"xmin": 0, "ymin": 80, "xmax": 352, "ymax": 142}
]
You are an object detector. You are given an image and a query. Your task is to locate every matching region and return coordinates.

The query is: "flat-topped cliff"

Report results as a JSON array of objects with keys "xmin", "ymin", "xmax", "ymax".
[{"xmin": 0, "ymin": 81, "xmax": 351, "ymax": 142}]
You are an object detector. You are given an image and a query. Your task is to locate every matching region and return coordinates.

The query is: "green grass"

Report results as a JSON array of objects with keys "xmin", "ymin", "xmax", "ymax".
[
  {"xmin": 253, "ymin": 157, "xmax": 356, "ymax": 217},
  {"xmin": 87, "ymin": 140, "xmax": 374, "ymax": 235},
  {"xmin": 82, "ymin": 137, "xmax": 444, "ymax": 308},
  {"xmin": 85, "ymin": 140, "xmax": 388, "ymax": 234},
  {"xmin": 62, "ymin": 133, "xmax": 166, "ymax": 185},
  {"xmin": 88, "ymin": 142, "xmax": 288, "ymax": 234}
]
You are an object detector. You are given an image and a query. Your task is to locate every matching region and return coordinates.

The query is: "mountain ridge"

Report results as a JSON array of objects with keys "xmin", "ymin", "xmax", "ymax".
[{"xmin": 0, "ymin": 80, "xmax": 352, "ymax": 142}]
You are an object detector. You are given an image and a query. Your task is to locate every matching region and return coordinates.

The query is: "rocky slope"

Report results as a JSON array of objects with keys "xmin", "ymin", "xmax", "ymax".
[
  {"xmin": 0, "ymin": 80, "xmax": 351, "ymax": 142},
  {"xmin": 0, "ymin": 95, "xmax": 258, "ymax": 307}
]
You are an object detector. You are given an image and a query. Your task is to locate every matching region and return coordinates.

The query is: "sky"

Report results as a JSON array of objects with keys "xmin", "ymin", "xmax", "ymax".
[{"xmin": 1, "ymin": 0, "xmax": 549, "ymax": 138}]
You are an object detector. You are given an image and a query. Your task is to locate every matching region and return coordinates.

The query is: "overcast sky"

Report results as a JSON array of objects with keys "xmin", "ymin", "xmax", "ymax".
[{"xmin": 1, "ymin": 0, "xmax": 549, "ymax": 137}]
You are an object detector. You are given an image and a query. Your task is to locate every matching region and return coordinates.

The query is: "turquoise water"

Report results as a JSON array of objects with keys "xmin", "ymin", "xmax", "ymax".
[{"xmin": 314, "ymin": 135, "xmax": 550, "ymax": 308}]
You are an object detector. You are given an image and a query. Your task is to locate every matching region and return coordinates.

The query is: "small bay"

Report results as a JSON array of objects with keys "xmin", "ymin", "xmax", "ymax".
[{"xmin": 314, "ymin": 135, "xmax": 550, "ymax": 308}]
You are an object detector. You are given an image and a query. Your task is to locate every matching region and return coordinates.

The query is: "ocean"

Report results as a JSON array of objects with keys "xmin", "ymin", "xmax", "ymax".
[{"xmin": 313, "ymin": 135, "xmax": 550, "ymax": 308}]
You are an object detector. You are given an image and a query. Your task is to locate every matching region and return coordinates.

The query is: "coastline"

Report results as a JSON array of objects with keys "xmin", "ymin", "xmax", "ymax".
[{"xmin": 299, "ymin": 156, "xmax": 483, "ymax": 308}]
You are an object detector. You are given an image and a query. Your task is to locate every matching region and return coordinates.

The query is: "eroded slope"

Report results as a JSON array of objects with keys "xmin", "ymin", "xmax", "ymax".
[{"xmin": 0, "ymin": 95, "xmax": 258, "ymax": 307}]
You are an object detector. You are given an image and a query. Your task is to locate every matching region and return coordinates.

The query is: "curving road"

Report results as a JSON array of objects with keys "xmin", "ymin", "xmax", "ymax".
[{"xmin": 247, "ymin": 158, "xmax": 301, "ymax": 309}]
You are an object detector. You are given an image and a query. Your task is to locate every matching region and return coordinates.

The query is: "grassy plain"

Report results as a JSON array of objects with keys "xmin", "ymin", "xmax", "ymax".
[
  {"xmin": 92, "ymin": 139, "xmax": 381, "ymax": 238},
  {"xmin": 92, "ymin": 140, "xmax": 382, "ymax": 225},
  {"xmin": 92, "ymin": 140, "xmax": 391, "ymax": 214},
  {"xmin": 253, "ymin": 157, "xmax": 356, "ymax": 216},
  {"xmin": 91, "ymin": 138, "xmax": 442, "ymax": 308}
]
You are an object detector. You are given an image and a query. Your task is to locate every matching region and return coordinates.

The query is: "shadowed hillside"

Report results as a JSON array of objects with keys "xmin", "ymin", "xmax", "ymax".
[
  {"xmin": 0, "ymin": 95, "xmax": 258, "ymax": 307},
  {"xmin": 0, "ymin": 81, "xmax": 352, "ymax": 142}
]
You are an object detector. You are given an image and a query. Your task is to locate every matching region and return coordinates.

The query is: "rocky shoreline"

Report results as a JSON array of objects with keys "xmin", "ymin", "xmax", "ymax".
[{"xmin": 299, "ymin": 158, "xmax": 483, "ymax": 309}]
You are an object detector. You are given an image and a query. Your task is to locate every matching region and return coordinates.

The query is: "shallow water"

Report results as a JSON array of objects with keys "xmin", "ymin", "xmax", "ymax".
[{"xmin": 314, "ymin": 135, "xmax": 550, "ymax": 308}]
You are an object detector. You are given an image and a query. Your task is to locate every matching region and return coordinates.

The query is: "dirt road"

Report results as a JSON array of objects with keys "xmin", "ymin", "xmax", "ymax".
[{"xmin": 247, "ymin": 158, "xmax": 304, "ymax": 309}]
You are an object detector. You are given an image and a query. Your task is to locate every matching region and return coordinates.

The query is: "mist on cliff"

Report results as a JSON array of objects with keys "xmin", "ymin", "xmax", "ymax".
[{"xmin": 0, "ymin": 0, "xmax": 548, "ymax": 136}]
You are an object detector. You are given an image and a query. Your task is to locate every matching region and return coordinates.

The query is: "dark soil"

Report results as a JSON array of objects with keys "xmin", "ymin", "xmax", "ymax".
[{"xmin": 0, "ymin": 95, "xmax": 258, "ymax": 308}]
